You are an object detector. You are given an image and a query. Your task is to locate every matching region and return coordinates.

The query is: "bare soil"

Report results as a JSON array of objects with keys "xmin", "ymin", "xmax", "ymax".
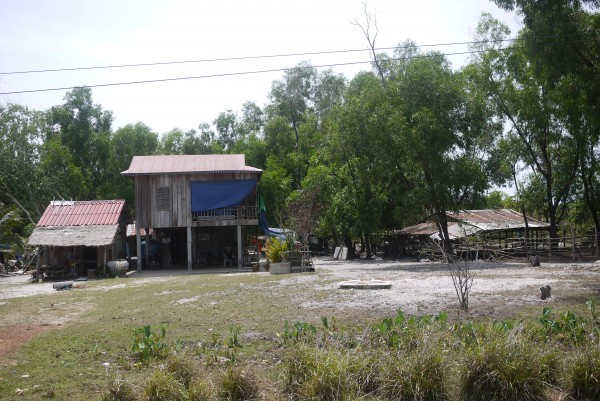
[{"xmin": 1, "ymin": 257, "xmax": 599, "ymax": 358}]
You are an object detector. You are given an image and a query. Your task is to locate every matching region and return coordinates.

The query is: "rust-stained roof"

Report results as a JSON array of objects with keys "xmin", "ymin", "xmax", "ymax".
[
  {"xmin": 448, "ymin": 209, "xmax": 549, "ymax": 231},
  {"xmin": 36, "ymin": 200, "xmax": 125, "ymax": 227},
  {"xmin": 397, "ymin": 209, "xmax": 550, "ymax": 239},
  {"xmin": 121, "ymin": 154, "xmax": 262, "ymax": 176}
]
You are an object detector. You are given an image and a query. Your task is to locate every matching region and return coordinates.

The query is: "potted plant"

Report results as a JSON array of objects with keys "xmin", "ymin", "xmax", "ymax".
[{"xmin": 266, "ymin": 237, "xmax": 290, "ymax": 274}]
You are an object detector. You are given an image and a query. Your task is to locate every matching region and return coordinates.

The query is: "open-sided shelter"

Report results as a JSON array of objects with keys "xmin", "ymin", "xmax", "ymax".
[
  {"xmin": 390, "ymin": 209, "xmax": 550, "ymax": 257},
  {"xmin": 121, "ymin": 154, "xmax": 263, "ymax": 270},
  {"xmin": 27, "ymin": 200, "xmax": 127, "ymax": 276}
]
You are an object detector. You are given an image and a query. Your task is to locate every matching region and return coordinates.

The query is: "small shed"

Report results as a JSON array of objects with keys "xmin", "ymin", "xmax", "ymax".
[{"xmin": 28, "ymin": 200, "xmax": 127, "ymax": 276}]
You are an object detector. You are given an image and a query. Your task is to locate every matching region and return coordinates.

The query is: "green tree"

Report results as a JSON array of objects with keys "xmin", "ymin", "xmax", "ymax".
[
  {"xmin": 470, "ymin": 14, "xmax": 580, "ymax": 240},
  {"xmin": 0, "ymin": 104, "xmax": 45, "ymax": 223},
  {"xmin": 0, "ymin": 202, "xmax": 25, "ymax": 254},
  {"xmin": 386, "ymin": 49, "xmax": 490, "ymax": 251},
  {"xmin": 46, "ymin": 87, "xmax": 113, "ymax": 198},
  {"xmin": 98, "ymin": 122, "xmax": 159, "ymax": 207},
  {"xmin": 323, "ymin": 71, "xmax": 404, "ymax": 258},
  {"xmin": 214, "ymin": 110, "xmax": 238, "ymax": 152}
]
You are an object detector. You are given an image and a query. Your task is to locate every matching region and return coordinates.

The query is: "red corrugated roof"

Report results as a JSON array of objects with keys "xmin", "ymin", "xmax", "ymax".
[
  {"xmin": 37, "ymin": 200, "xmax": 125, "ymax": 227},
  {"xmin": 121, "ymin": 154, "xmax": 262, "ymax": 176}
]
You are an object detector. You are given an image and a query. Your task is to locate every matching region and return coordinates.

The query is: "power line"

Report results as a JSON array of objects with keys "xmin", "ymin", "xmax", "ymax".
[
  {"xmin": 0, "ymin": 39, "xmax": 521, "ymax": 76},
  {"xmin": 0, "ymin": 50, "xmax": 489, "ymax": 95},
  {"xmin": 3, "ymin": 37, "xmax": 580, "ymax": 96}
]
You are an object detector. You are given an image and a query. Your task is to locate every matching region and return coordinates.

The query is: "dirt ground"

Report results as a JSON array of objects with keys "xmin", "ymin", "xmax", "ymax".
[{"xmin": 1, "ymin": 257, "xmax": 600, "ymax": 357}]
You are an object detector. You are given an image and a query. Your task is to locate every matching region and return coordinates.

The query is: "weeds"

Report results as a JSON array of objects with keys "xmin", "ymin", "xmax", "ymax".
[
  {"xmin": 566, "ymin": 345, "xmax": 600, "ymax": 399},
  {"xmin": 219, "ymin": 366, "xmax": 258, "ymax": 401},
  {"xmin": 143, "ymin": 369, "xmax": 186, "ymax": 401},
  {"xmin": 131, "ymin": 325, "xmax": 169, "ymax": 363}
]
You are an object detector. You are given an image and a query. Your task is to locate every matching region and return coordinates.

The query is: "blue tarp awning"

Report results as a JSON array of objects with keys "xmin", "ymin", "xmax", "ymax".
[{"xmin": 191, "ymin": 179, "xmax": 257, "ymax": 212}]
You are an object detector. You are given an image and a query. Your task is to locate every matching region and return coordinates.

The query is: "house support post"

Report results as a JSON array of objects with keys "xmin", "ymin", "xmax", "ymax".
[
  {"xmin": 237, "ymin": 224, "xmax": 242, "ymax": 269},
  {"xmin": 187, "ymin": 225, "xmax": 192, "ymax": 271},
  {"xmin": 36, "ymin": 246, "xmax": 42, "ymax": 283},
  {"xmin": 136, "ymin": 227, "xmax": 142, "ymax": 271},
  {"xmin": 145, "ymin": 228, "xmax": 151, "ymax": 271},
  {"xmin": 103, "ymin": 246, "xmax": 107, "ymax": 277}
]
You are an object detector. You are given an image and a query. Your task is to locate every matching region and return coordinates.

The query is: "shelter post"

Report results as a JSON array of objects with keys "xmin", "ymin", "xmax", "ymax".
[{"xmin": 103, "ymin": 246, "xmax": 107, "ymax": 277}]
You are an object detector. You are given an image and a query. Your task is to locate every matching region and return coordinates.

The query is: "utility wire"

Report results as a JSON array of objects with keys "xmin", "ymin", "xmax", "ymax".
[
  {"xmin": 0, "ymin": 38, "xmax": 522, "ymax": 76},
  {"xmin": 1, "ymin": 37, "xmax": 580, "ymax": 95}
]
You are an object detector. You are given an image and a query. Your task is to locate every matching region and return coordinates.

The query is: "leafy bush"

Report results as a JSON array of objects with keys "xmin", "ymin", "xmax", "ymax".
[
  {"xmin": 265, "ymin": 237, "xmax": 288, "ymax": 263},
  {"xmin": 131, "ymin": 325, "xmax": 169, "ymax": 363},
  {"xmin": 566, "ymin": 346, "xmax": 600, "ymax": 399},
  {"xmin": 536, "ymin": 306, "xmax": 589, "ymax": 345}
]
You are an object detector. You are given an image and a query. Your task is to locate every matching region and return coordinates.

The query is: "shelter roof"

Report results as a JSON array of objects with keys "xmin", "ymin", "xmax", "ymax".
[
  {"xmin": 36, "ymin": 200, "xmax": 125, "ymax": 227},
  {"xmin": 396, "ymin": 208, "xmax": 550, "ymax": 240},
  {"xmin": 28, "ymin": 225, "xmax": 120, "ymax": 247},
  {"xmin": 448, "ymin": 209, "xmax": 549, "ymax": 231},
  {"xmin": 121, "ymin": 154, "xmax": 262, "ymax": 176}
]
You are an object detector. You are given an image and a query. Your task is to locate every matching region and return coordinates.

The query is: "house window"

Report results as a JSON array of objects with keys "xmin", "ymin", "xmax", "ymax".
[{"xmin": 156, "ymin": 187, "xmax": 170, "ymax": 210}]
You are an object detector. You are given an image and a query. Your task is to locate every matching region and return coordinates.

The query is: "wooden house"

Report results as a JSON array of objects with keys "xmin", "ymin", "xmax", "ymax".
[
  {"xmin": 27, "ymin": 200, "xmax": 127, "ymax": 277},
  {"xmin": 121, "ymin": 154, "xmax": 263, "ymax": 270}
]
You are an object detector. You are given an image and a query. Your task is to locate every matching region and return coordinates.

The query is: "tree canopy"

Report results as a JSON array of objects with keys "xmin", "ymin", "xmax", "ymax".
[{"xmin": 1, "ymin": 2, "xmax": 600, "ymax": 255}]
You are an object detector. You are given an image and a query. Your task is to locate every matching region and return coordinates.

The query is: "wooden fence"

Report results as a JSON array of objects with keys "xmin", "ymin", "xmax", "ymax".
[{"xmin": 404, "ymin": 228, "xmax": 600, "ymax": 262}]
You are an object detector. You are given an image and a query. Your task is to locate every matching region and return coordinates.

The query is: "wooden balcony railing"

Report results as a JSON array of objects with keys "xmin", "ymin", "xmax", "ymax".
[{"xmin": 192, "ymin": 205, "xmax": 258, "ymax": 221}]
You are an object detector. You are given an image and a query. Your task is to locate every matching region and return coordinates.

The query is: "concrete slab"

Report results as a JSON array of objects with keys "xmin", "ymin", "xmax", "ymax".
[{"xmin": 338, "ymin": 279, "xmax": 392, "ymax": 289}]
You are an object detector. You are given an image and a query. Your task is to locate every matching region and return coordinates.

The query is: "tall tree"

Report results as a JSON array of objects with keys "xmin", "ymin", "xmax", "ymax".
[
  {"xmin": 98, "ymin": 122, "xmax": 159, "ymax": 208},
  {"xmin": 46, "ymin": 87, "xmax": 113, "ymax": 199},
  {"xmin": 470, "ymin": 14, "xmax": 580, "ymax": 240},
  {"xmin": 0, "ymin": 104, "xmax": 45, "ymax": 223}
]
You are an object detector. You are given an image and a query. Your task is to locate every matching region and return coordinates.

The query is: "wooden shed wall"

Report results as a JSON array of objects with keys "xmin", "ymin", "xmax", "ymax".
[{"xmin": 135, "ymin": 172, "xmax": 260, "ymax": 229}]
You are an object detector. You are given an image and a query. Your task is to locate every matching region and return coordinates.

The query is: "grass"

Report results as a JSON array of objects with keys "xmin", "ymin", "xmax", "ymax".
[{"xmin": 0, "ymin": 266, "xmax": 599, "ymax": 400}]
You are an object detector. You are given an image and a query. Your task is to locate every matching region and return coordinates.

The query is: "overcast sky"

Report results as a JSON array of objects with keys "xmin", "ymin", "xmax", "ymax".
[{"xmin": 0, "ymin": 0, "xmax": 521, "ymax": 134}]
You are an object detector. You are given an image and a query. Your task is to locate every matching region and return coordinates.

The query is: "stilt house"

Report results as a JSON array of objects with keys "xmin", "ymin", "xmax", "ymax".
[{"xmin": 121, "ymin": 154, "xmax": 262, "ymax": 270}]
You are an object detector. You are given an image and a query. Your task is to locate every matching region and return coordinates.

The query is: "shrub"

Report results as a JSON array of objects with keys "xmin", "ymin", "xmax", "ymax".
[
  {"xmin": 166, "ymin": 352, "xmax": 198, "ymax": 389},
  {"xmin": 143, "ymin": 369, "xmax": 186, "ymax": 401},
  {"xmin": 101, "ymin": 379, "xmax": 136, "ymax": 401},
  {"xmin": 219, "ymin": 366, "xmax": 258, "ymax": 401},
  {"xmin": 265, "ymin": 237, "xmax": 288, "ymax": 263},
  {"xmin": 131, "ymin": 325, "xmax": 169, "ymax": 363},
  {"xmin": 377, "ymin": 351, "xmax": 448, "ymax": 401},
  {"xmin": 186, "ymin": 378, "xmax": 213, "ymax": 401},
  {"xmin": 566, "ymin": 346, "xmax": 600, "ymax": 399},
  {"xmin": 460, "ymin": 335, "xmax": 559, "ymax": 401}
]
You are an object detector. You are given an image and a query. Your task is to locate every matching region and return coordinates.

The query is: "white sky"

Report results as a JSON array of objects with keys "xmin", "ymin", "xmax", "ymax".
[{"xmin": 0, "ymin": 0, "xmax": 521, "ymax": 135}]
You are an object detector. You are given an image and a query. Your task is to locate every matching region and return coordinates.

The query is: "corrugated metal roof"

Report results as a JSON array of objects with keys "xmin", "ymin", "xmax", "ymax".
[
  {"xmin": 121, "ymin": 154, "xmax": 263, "ymax": 176},
  {"xmin": 36, "ymin": 200, "xmax": 125, "ymax": 227},
  {"xmin": 448, "ymin": 209, "xmax": 550, "ymax": 231},
  {"xmin": 28, "ymin": 225, "xmax": 119, "ymax": 247},
  {"xmin": 397, "ymin": 209, "xmax": 550, "ymax": 239}
]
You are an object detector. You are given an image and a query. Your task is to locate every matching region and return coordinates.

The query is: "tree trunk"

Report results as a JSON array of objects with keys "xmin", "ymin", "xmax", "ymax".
[
  {"xmin": 344, "ymin": 236, "xmax": 356, "ymax": 259},
  {"xmin": 365, "ymin": 233, "xmax": 373, "ymax": 260}
]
